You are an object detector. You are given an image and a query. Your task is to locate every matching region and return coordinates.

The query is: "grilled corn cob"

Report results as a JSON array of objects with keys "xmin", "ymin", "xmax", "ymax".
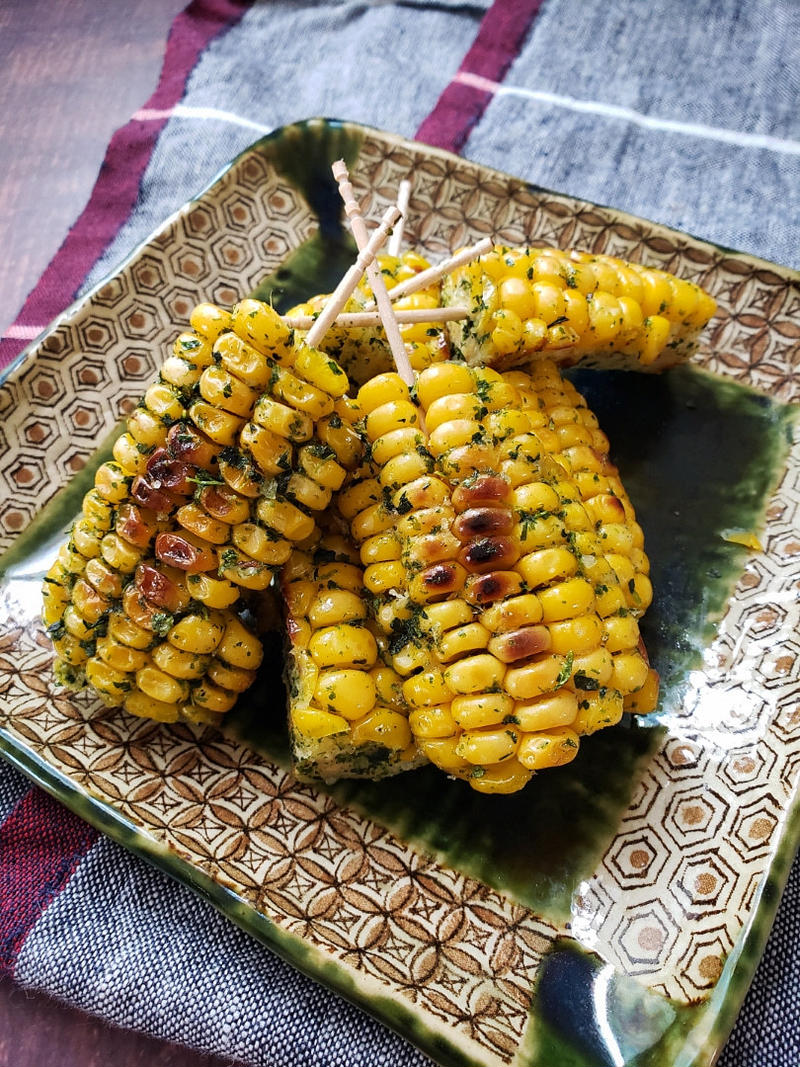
[
  {"xmin": 287, "ymin": 251, "xmax": 451, "ymax": 386},
  {"xmin": 442, "ymin": 245, "xmax": 716, "ymax": 372},
  {"xmin": 43, "ymin": 297, "xmax": 358, "ymax": 720},
  {"xmin": 346, "ymin": 359, "xmax": 657, "ymax": 794},
  {"xmin": 282, "ymin": 530, "xmax": 423, "ymax": 781}
]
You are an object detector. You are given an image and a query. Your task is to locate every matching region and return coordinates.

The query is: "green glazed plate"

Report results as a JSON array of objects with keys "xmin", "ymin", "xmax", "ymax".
[{"xmin": 1, "ymin": 119, "xmax": 800, "ymax": 1067}]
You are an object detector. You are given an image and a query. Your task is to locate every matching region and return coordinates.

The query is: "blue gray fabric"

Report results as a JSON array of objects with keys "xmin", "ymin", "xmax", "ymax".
[{"xmin": 6, "ymin": 0, "xmax": 800, "ymax": 1064}]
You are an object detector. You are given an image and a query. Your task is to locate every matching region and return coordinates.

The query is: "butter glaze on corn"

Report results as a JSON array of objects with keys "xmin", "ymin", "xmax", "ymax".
[
  {"xmin": 346, "ymin": 359, "xmax": 658, "ymax": 793},
  {"xmin": 442, "ymin": 245, "xmax": 716, "ymax": 373},
  {"xmin": 43, "ymin": 298, "xmax": 356, "ymax": 721}
]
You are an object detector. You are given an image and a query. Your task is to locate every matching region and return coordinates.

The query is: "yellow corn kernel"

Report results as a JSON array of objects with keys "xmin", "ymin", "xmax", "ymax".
[
  {"xmin": 95, "ymin": 637, "xmax": 149, "ymax": 673},
  {"xmin": 449, "ymin": 692, "xmax": 513, "ymax": 729},
  {"xmin": 505, "ymin": 654, "xmax": 569, "ymax": 700},
  {"xmin": 314, "ymin": 668, "xmax": 376, "ymax": 720},
  {"xmin": 366, "ymin": 400, "xmax": 419, "ymax": 442},
  {"xmin": 218, "ymin": 547, "xmax": 273, "ymax": 590},
  {"xmin": 124, "ymin": 690, "xmax": 181, "ymax": 722},
  {"xmin": 538, "ymin": 578, "xmax": 595, "ymax": 623},
  {"xmin": 85, "ymin": 658, "xmax": 133, "ymax": 705},
  {"xmin": 127, "ymin": 406, "xmax": 168, "ymax": 450},
  {"xmin": 437, "ymin": 623, "xmax": 491, "ymax": 662},
  {"xmin": 284, "ymin": 472, "xmax": 331, "ymax": 513},
  {"xmin": 415, "ymin": 363, "xmax": 474, "ymax": 411},
  {"xmin": 380, "ymin": 452, "xmax": 432, "ymax": 490},
  {"xmin": 572, "ymin": 688, "xmax": 623, "ymax": 735},
  {"xmin": 291, "ymin": 705, "xmax": 349, "ymax": 739},
  {"xmin": 199, "ymin": 365, "xmax": 259, "ymax": 419},
  {"xmin": 468, "ymin": 759, "xmax": 533, "ymax": 794},
  {"xmin": 57, "ymin": 542, "xmax": 87, "ymax": 578},
  {"xmin": 253, "ymin": 396, "xmax": 313, "ymax": 442},
  {"xmin": 602, "ymin": 614, "xmax": 641, "ymax": 653},
  {"xmin": 456, "ymin": 725, "xmax": 520, "ymax": 765},
  {"xmin": 152, "ymin": 642, "xmax": 211, "ymax": 680},
  {"xmin": 190, "ymin": 302, "xmax": 232, "ymax": 342},
  {"xmin": 517, "ymin": 547, "xmax": 578, "ymax": 590},
  {"xmin": 298, "ymin": 445, "xmax": 346, "ymax": 492},
  {"xmin": 62, "ymin": 606, "xmax": 94, "ymax": 640},
  {"xmin": 271, "ymin": 365, "xmax": 334, "ymax": 420},
  {"xmin": 308, "ymin": 624, "xmax": 377, "ymax": 670},
  {"xmin": 232, "ymin": 523, "xmax": 291, "ymax": 566},
  {"xmin": 516, "ymin": 514, "xmax": 568, "ymax": 553},
  {"xmin": 254, "ymin": 498, "xmax": 314, "ymax": 543},
  {"xmin": 481, "ymin": 593, "xmax": 543, "ymax": 634},
  {"xmin": 213, "ymin": 331, "xmax": 270, "ymax": 389},
  {"xmin": 81, "ymin": 489, "xmax": 116, "ymax": 532},
  {"xmin": 628, "ymin": 573, "xmax": 653, "ymax": 613},
  {"xmin": 315, "ymin": 562, "xmax": 363, "ymax": 594},
  {"xmin": 113, "ymin": 432, "xmax": 150, "ymax": 475},
  {"xmin": 168, "ymin": 612, "xmax": 226, "ymax": 655},
  {"xmin": 514, "ymin": 689, "xmax": 578, "ymax": 732},
  {"xmin": 351, "ymin": 707, "xmax": 412, "ymax": 751},
  {"xmin": 610, "ymin": 650, "xmax": 651, "ymax": 693},
  {"xmin": 71, "ymin": 577, "xmax": 109, "ymax": 625},
  {"xmin": 188, "ymin": 399, "xmax": 245, "ymax": 447},
  {"xmin": 402, "ymin": 668, "xmax": 453, "ymax": 708},
  {"xmin": 408, "ymin": 703, "xmax": 457, "ymax": 739},
  {"xmin": 94, "ymin": 462, "xmax": 132, "ymax": 504},
  {"xmin": 52, "ymin": 633, "xmax": 89, "ymax": 666},
  {"xmin": 191, "ymin": 678, "xmax": 238, "ymax": 713},
  {"xmin": 160, "ymin": 354, "xmax": 203, "ymax": 391},
  {"xmin": 518, "ymin": 727, "xmax": 580, "ymax": 769},
  {"xmin": 308, "ymin": 589, "xmax": 367, "ymax": 629},
  {"xmin": 231, "ymin": 299, "xmax": 294, "ymax": 363},
  {"xmin": 623, "ymin": 667, "xmax": 660, "ymax": 713},
  {"xmin": 547, "ymin": 613, "xmax": 603, "ymax": 655},
  {"xmin": 184, "ymin": 572, "xmax": 239, "ymax": 609},
  {"xmin": 207, "ymin": 660, "xmax": 257, "ymax": 693},
  {"xmin": 175, "ymin": 502, "xmax": 230, "ymax": 545},
  {"xmin": 416, "ymin": 735, "xmax": 471, "ymax": 773},
  {"xmin": 107, "ymin": 613, "xmax": 152, "ymax": 651},
  {"xmin": 443, "ymin": 653, "xmax": 505, "ymax": 695},
  {"xmin": 42, "ymin": 581, "xmax": 70, "ymax": 628},
  {"xmin": 239, "ymin": 422, "xmax": 292, "ymax": 476},
  {"xmin": 136, "ymin": 664, "xmax": 190, "ymax": 705},
  {"xmin": 360, "ymin": 531, "xmax": 401, "ymax": 566},
  {"xmin": 369, "ymin": 664, "xmax": 405, "ymax": 709},
  {"xmin": 640, "ymin": 315, "xmax": 672, "ymax": 365},
  {"xmin": 293, "ymin": 345, "xmax": 349, "ymax": 397},
  {"xmin": 392, "ymin": 643, "xmax": 432, "ymax": 678},
  {"xmin": 172, "ymin": 330, "xmax": 213, "ymax": 367},
  {"xmin": 71, "ymin": 519, "xmax": 105, "ymax": 560},
  {"xmin": 362, "ymin": 560, "xmax": 404, "ymax": 595}
]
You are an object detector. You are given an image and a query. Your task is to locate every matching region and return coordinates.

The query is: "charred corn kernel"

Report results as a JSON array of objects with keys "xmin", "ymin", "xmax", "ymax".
[
  {"xmin": 168, "ymin": 612, "xmax": 225, "ymax": 655},
  {"xmin": 292, "ymin": 706, "xmax": 349, "ymax": 739},
  {"xmin": 623, "ymin": 667, "xmax": 660, "ymax": 713},
  {"xmin": 468, "ymin": 760, "xmax": 533, "ymax": 795},
  {"xmin": 451, "ymin": 692, "xmax": 514, "ymax": 729},
  {"xmin": 456, "ymin": 725, "xmax": 519, "ymax": 765},
  {"xmin": 308, "ymin": 624, "xmax": 377, "ymax": 669},
  {"xmin": 136, "ymin": 664, "xmax": 190, "ymax": 705},
  {"xmin": 573, "ymin": 688, "xmax": 624, "ymax": 735},
  {"xmin": 191, "ymin": 679, "xmax": 238, "ymax": 714},
  {"xmin": 518, "ymin": 727, "xmax": 580, "ymax": 769},
  {"xmin": 190, "ymin": 302, "xmax": 231, "ymax": 341},
  {"xmin": 351, "ymin": 708, "xmax": 412, "ymax": 750}
]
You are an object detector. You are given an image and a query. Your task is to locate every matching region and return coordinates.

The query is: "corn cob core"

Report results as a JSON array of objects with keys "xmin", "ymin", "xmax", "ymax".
[
  {"xmin": 282, "ymin": 532, "xmax": 423, "ymax": 782},
  {"xmin": 43, "ymin": 297, "xmax": 359, "ymax": 722},
  {"xmin": 442, "ymin": 245, "xmax": 717, "ymax": 373},
  {"xmin": 347, "ymin": 359, "xmax": 658, "ymax": 794},
  {"xmin": 287, "ymin": 252, "xmax": 451, "ymax": 386}
]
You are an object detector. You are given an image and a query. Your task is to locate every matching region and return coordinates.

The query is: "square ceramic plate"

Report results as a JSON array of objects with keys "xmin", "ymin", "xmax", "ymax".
[{"xmin": 1, "ymin": 118, "xmax": 799, "ymax": 1067}]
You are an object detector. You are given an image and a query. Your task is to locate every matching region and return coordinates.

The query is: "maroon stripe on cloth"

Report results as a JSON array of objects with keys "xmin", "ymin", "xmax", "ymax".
[
  {"xmin": 0, "ymin": 0, "xmax": 248, "ymax": 373},
  {"xmin": 415, "ymin": 0, "xmax": 546, "ymax": 154},
  {"xmin": 0, "ymin": 789, "xmax": 98, "ymax": 976}
]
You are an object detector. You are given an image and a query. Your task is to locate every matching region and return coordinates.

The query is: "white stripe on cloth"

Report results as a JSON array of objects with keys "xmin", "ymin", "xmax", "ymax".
[
  {"xmin": 15, "ymin": 836, "xmax": 427, "ymax": 1067},
  {"xmin": 3, "ymin": 324, "xmax": 45, "ymax": 341},
  {"xmin": 455, "ymin": 71, "xmax": 800, "ymax": 157},
  {"xmin": 134, "ymin": 104, "xmax": 274, "ymax": 136},
  {"xmin": 0, "ymin": 762, "xmax": 32, "ymax": 824}
]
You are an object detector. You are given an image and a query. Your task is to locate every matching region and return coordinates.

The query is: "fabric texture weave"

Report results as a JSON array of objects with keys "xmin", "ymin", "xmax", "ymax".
[{"xmin": 1, "ymin": 0, "xmax": 799, "ymax": 1064}]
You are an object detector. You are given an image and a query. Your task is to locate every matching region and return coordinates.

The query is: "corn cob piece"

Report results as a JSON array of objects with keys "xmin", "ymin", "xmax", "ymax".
[
  {"xmin": 442, "ymin": 245, "xmax": 717, "ymax": 373},
  {"xmin": 346, "ymin": 359, "xmax": 657, "ymax": 794},
  {"xmin": 282, "ymin": 529, "xmax": 424, "ymax": 782},
  {"xmin": 287, "ymin": 251, "xmax": 452, "ymax": 387},
  {"xmin": 43, "ymin": 297, "xmax": 359, "ymax": 721}
]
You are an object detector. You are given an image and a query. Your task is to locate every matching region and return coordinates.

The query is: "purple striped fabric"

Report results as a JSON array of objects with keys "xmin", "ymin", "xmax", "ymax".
[
  {"xmin": 0, "ymin": 0, "xmax": 247, "ymax": 373},
  {"xmin": 416, "ymin": 0, "xmax": 545, "ymax": 152}
]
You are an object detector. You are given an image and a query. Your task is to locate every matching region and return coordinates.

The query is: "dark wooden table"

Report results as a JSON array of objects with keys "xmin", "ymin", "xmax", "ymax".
[{"xmin": 1, "ymin": 3, "xmax": 244, "ymax": 1063}]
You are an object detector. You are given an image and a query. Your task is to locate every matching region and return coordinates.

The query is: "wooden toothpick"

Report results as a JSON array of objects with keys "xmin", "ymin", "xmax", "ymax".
[
  {"xmin": 284, "ymin": 306, "xmax": 469, "ymax": 330},
  {"xmin": 332, "ymin": 159, "xmax": 415, "ymax": 388},
  {"xmin": 363, "ymin": 237, "xmax": 493, "ymax": 309},
  {"xmin": 305, "ymin": 202, "xmax": 400, "ymax": 349},
  {"xmin": 387, "ymin": 179, "xmax": 411, "ymax": 257}
]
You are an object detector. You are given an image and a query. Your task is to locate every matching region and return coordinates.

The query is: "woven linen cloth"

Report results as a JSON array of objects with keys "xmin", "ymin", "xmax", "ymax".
[{"xmin": 2, "ymin": 1, "xmax": 800, "ymax": 1064}]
